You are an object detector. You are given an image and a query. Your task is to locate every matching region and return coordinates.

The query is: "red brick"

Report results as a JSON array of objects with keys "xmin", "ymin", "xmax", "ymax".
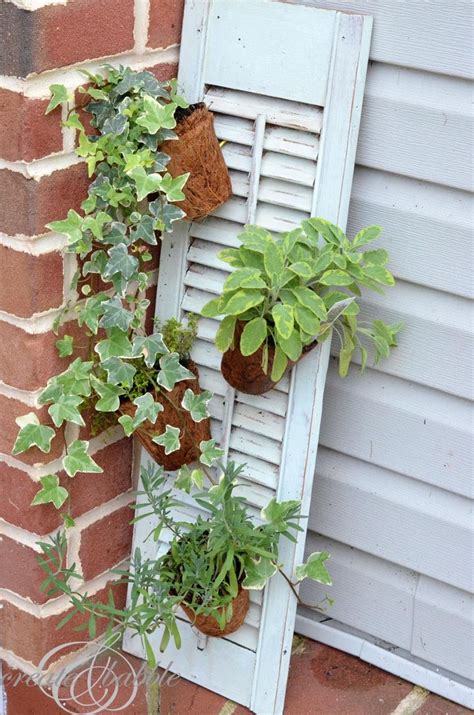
[
  {"xmin": 0, "ymin": 163, "xmax": 89, "ymax": 237},
  {"xmin": 4, "ymin": 651, "xmax": 148, "ymax": 714},
  {"xmin": 0, "ymin": 440, "xmax": 133, "ymax": 535},
  {"xmin": 0, "ymin": 535, "xmax": 50, "ymax": 603},
  {"xmin": 147, "ymin": 0, "xmax": 184, "ymax": 49},
  {"xmin": 0, "ymin": 246, "xmax": 63, "ymax": 318},
  {"xmin": 68, "ymin": 439, "xmax": 133, "ymax": 518},
  {"xmin": 0, "ymin": 320, "xmax": 87, "ymax": 391},
  {"xmin": 0, "ymin": 0, "xmax": 134, "ymax": 78},
  {"xmin": 0, "ymin": 579, "xmax": 126, "ymax": 666},
  {"xmin": 0, "ymin": 394, "xmax": 64, "ymax": 466},
  {"xmin": 418, "ymin": 693, "xmax": 471, "ymax": 714},
  {"xmin": 79, "ymin": 505, "xmax": 133, "ymax": 581},
  {"xmin": 284, "ymin": 639, "xmax": 413, "ymax": 715},
  {"xmin": 146, "ymin": 62, "xmax": 179, "ymax": 82},
  {"xmin": 0, "ymin": 89, "xmax": 63, "ymax": 161}
]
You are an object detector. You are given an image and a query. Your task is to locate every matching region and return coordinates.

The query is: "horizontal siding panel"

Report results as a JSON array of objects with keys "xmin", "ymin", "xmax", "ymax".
[
  {"xmin": 285, "ymin": 0, "xmax": 473, "ymax": 78},
  {"xmin": 300, "ymin": 533, "xmax": 417, "ymax": 650},
  {"xmin": 348, "ymin": 168, "xmax": 473, "ymax": 299},
  {"xmin": 308, "ymin": 448, "xmax": 473, "ymax": 591},
  {"xmin": 356, "ymin": 64, "xmax": 473, "ymax": 190},
  {"xmin": 348, "ymin": 279, "xmax": 473, "ymax": 398},
  {"xmin": 319, "ymin": 366, "xmax": 473, "ymax": 499},
  {"xmin": 412, "ymin": 577, "xmax": 474, "ymax": 680}
]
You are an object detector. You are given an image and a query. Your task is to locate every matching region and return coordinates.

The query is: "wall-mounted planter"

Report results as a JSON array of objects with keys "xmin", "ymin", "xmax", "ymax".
[
  {"xmin": 180, "ymin": 587, "xmax": 250, "ymax": 637},
  {"xmin": 162, "ymin": 104, "xmax": 232, "ymax": 221},
  {"xmin": 221, "ymin": 321, "xmax": 318, "ymax": 395},
  {"xmin": 120, "ymin": 361, "xmax": 211, "ymax": 471}
]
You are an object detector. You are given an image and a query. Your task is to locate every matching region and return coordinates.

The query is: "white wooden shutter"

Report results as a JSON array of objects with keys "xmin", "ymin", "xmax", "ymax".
[{"xmin": 123, "ymin": 2, "xmax": 372, "ymax": 712}]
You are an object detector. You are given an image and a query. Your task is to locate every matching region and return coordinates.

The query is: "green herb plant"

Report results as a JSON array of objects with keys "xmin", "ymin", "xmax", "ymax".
[
  {"xmin": 38, "ymin": 461, "xmax": 333, "ymax": 663},
  {"xmin": 202, "ymin": 219, "xmax": 402, "ymax": 381},
  {"xmin": 11, "ymin": 67, "xmax": 221, "ymax": 515}
]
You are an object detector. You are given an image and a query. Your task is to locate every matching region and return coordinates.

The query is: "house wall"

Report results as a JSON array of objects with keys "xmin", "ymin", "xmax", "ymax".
[{"xmin": 287, "ymin": 0, "xmax": 474, "ymax": 688}]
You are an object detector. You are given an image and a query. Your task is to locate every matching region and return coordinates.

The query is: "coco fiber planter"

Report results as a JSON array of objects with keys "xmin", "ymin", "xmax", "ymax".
[
  {"xmin": 180, "ymin": 587, "xmax": 250, "ymax": 637},
  {"xmin": 162, "ymin": 103, "xmax": 232, "ymax": 221},
  {"xmin": 221, "ymin": 321, "xmax": 317, "ymax": 395},
  {"xmin": 120, "ymin": 361, "xmax": 211, "ymax": 471}
]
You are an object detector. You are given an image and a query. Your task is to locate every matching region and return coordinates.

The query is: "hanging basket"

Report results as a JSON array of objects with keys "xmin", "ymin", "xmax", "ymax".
[
  {"xmin": 120, "ymin": 361, "xmax": 211, "ymax": 471},
  {"xmin": 221, "ymin": 321, "xmax": 317, "ymax": 395},
  {"xmin": 180, "ymin": 587, "xmax": 250, "ymax": 637},
  {"xmin": 162, "ymin": 103, "xmax": 232, "ymax": 221}
]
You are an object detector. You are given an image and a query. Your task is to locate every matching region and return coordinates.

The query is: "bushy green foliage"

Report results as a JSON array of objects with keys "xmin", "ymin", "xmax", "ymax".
[
  {"xmin": 202, "ymin": 218, "xmax": 402, "ymax": 380},
  {"xmin": 37, "ymin": 462, "xmax": 332, "ymax": 661},
  {"xmin": 11, "ymin": 67, "xmax": 211, "ymax": 513}
]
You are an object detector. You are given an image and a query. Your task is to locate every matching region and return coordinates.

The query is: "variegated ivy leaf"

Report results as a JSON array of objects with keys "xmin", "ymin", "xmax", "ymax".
[
  {"xmin": 48, "ymin": 395, "xmax": 85, "ymax": 428},
  {"xmin": 31, "ymin": 475, "xmax": 68, "ymax": 509},
  {"xmin": 150, "ymin": 198, "xmax": 186, "ymax": 233},
  {"xmin": 91, "ymin": 377, "xmax": 125, "ymax": 412},
  {"xmin": 157, "ymin": 352, "xmax": 194, "ymax": 391},
  {"xmin": 118, "ymin": 415, "xmax": 135, "ymax": 437},
  {"xmin": 199, "ymin": 439, "xmax": 224, "ymax": 467},
  {"xmin": 63, "ymin": 440, "xmax": 103, "ymax": 478},
  {"xmin": 102, "ymin": 357, "xmax": 136, "ymax": 387},
  {"xmin": 152, "ymin": 425, "xmax": 181, "ymax": 455},
  {"xmin": 130, "ymin": 215, "xmax": 157, "ymax": 245},
  {"xmin": 12, "ymin": 414, "xmax": 55, "ymax": 455},
  {"xmin": 132, "ymin": 333, "xmax": 169, "ymax": 368},
  {"xmin": 181, "ymin": 389, "xmax": 212, "ymax": 422},
  {"xmin": 133, "ymin": 393, "xmax": 164, "ymax": 426},
  {"xmin": 261, "ymin": 497, "xmax": 301, "ymax": 530},
  {"xmin": 103, "ymin": 244, "xmax": 139, "ymax": 281},
  {"xmin": 136, "ymin": 96, "xmax": 177, "ymax": 134},
  {"xmin": 79, "ymin": 293, "xmax": 109, "ymax": 334},
  {"xmin": 242, "ymin": 557, "xmax": 277, "ymax": 590},
  {"xmin": 46, "ymin": 209, "xmax": 83, "ymax": 245},
  {"xmin": 45, "ymin": 83, "xmax": 69, "ymax": 113},
  {"xmin": 159, "ymin": 173, "xmax": 189, "ymax": 203},
  {"xmin": 175, "ymin": 465, "xmax": 204, "ymax": 493},
  {"xmin": 39, "ymin": 359, "xmax": 93, "ymax": 404},
  {"xmin": 294, "ymin": 551, "xmax": 332, "ymax": 585},
  {"xmin": 98, "ymin": 297, "xmax": 134, "ymax": 332},
  {"xmin": 127, "ymin": 166, "xmax": 163, "ymax": 202},
  {"xmin": 55, "ymin": 335, "xmax": 74, "ymax": 357},
  {"xmin": 95, "ymin": 328, "xmax": 133, "ymax": 361}
]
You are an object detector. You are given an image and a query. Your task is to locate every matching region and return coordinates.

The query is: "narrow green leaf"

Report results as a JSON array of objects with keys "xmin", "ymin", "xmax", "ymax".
[
  {"xmin": 272, "ymin": 304, "xmax": 294, "ymax": 340},
  {"xmin": 270, "ymin": 346, "xmax": 288, "ymax": 382}
]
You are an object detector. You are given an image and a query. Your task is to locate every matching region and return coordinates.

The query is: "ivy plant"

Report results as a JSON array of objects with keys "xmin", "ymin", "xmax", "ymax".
[
  {"xmin": 11, "ymin": 67, "xmax": 223, "ymax": 514},
  {"xmin": 38, "ymin": 461, "xmax": 333, "ymax": 663},
  {"xmin": 202, "ymin": 219, "xmax": 402, "ymax": 380}
]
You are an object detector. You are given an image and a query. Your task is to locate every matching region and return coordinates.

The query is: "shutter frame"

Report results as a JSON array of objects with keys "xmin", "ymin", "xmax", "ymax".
[{"xmin": 123, "ymin": 3, "xmax": 372, "ymax": 713}]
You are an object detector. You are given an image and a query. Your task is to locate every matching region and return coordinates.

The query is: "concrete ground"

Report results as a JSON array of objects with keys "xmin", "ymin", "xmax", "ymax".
[{"xmin": 3, "ymin": 637, "xmax": 470, "ymax": 714}]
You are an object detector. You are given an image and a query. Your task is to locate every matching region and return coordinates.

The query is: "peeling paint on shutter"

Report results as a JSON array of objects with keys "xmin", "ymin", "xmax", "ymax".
[{"xmin": 123, "ymin": 2, "xmax": 372, "ymax": 712}]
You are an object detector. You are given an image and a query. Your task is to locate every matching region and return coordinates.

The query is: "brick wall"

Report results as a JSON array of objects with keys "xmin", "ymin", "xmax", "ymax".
[{"xmin": 0, "ymin": 0, "xmax": 183, "ymax": 682}]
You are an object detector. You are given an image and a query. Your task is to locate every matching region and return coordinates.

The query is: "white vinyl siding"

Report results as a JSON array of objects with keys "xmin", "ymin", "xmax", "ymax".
[{"xmin": 291, "ymin": 0, "xmax": 474, "ymax": 701}]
